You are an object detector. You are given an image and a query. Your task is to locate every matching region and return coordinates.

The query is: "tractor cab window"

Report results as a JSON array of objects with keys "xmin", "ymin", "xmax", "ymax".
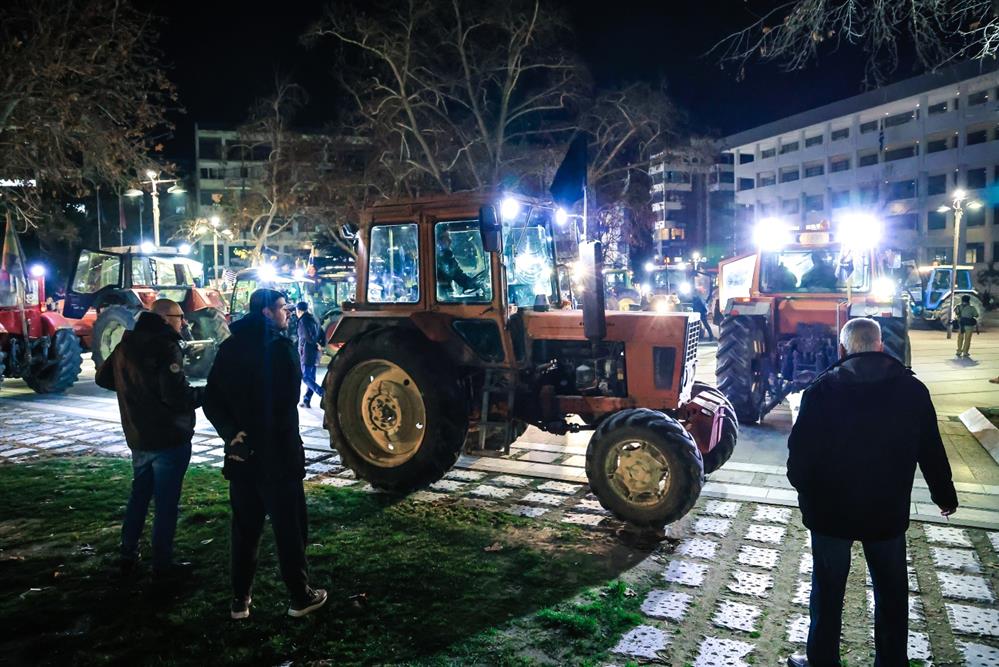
[
  {"xmin": 131, "ymin": 256, "xmax": 193, "ymax": 287},
  {"xmin": 71, "ymin": 250, "xmax": 121, "ymax": 293},
  {"xmin": 503, "ymin": 208, "xmax": 557, "ymax": 308},
  {"xmin": 368, "ymin": 223, "xmax": 419, "ymax": 303},
  {"xmin": 761, "ymin": 248, "xmax": 870, "ymax": 293},
  {"xmin": 435, "ymin": 220, "xmax": 492, "ymax": 303}
]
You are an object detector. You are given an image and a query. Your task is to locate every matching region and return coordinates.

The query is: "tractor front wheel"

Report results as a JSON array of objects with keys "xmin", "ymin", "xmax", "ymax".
[
  {"xmin": 24, "ymin": 329, "xmax": 83, "ymax": 394},
  {"xmin": 324, "ymin": 330, "xmax": 468, "ymax": 493},
  {"xmin": 691, "ymin": 381, "xmax": 738, "ymax": 475},
  {"xmin": 585, "ymin": 408, "xmax": 704, "ymax": 527},
  {"xmin": 91, "ymin": 305, "xmax": 140, "ymax": 370},
  {"xmin": 716, "ymin": 315, "xmax": 767, "ymax": 424}
]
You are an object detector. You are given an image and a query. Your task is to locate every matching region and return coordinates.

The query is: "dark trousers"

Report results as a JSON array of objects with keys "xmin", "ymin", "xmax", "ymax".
[
  {"xmin": 698, "ymin": 311, "xmax": 714, "ymax": 340},
  {"xmin": 229, "ymin": 474, "xmax": 309, "ymax": 602},
  {"xmin": 122, "ymin": 443, "xmax": 192, "ymax": 569},
  {"xmin": 301, "ymin": 363, "xmax": 324, "ymax": 404},
  {"xmin": 808, "ymin": 531, "xmax": 908, "ymax": 666}
]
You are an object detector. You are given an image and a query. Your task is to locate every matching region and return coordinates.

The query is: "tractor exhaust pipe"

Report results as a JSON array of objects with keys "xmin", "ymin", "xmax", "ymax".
[{"xmin": 579, "ymin": 240, "xmax": 606, "ymax": 342}]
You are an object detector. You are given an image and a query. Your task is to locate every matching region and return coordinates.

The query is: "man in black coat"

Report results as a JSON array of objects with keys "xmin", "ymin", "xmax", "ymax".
[
  {"xmin": 95, "ymin": 299, "xmax": 203, "ymax": 578},
  {"xmin": 786, "ymin": 317, "xmax": 958, "ymax": 667},
  {"xmin": 295, "ymin": 301, "xmax": 325, "ymax": 408},
  {"xmin": 203, "ymin": 289, "xmax": 326, "ymax": 620}
]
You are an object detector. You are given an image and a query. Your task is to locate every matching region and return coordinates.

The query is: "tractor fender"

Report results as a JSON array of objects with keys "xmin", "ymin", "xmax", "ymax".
[
  {"xmin": 676, "ymin": 390, "xmax": 726, "ymax": 458},
  {"xmin": 724, "ymin": 298, "xmax": 773, "ymax": 318},
  {"xmin": 38, "ymin": 311, "xmax": 75, "ymax": 337}
]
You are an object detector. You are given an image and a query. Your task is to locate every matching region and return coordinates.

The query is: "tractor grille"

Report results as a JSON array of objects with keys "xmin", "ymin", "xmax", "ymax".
[{"xmin": 680, "ymin": 318, "xmax": 699, "ymax": 395}]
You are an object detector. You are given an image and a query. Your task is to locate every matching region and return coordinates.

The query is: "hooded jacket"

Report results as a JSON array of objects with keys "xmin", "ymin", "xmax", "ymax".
[
  {"xmin": 296, "ymin": 311, "xmax": 323, "ymax": 366},
  {"xmin": 787, "ymin": 351, "xmax": 958, "ymax": 541},
  {"xmin": 203, "ymin": 313, "xmax": 304, "ymax": 481},
  {"xmin": 95, "ymin": 312, "xmax": 203, "ymax": 451}
]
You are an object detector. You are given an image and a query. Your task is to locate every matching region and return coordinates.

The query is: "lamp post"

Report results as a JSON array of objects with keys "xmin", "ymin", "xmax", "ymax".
[
  {"xmin": 194, "ymin": 215, "xmax": 232, "ymax": 283},
  {"xmin": 129, "ymin": 170, "xmax": 183, "ymax": 247},
  {"xmin": 937, "ymin": 189, "xmax": 984, "ymax": 339}
]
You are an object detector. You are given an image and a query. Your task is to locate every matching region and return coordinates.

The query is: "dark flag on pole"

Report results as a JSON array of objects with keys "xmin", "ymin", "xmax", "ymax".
[{"xmin": 549, "ymin": 134, "xmax": 588, "ymax": 208}]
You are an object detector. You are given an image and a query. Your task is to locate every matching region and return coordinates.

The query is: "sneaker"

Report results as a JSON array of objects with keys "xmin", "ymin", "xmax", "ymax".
[
  {"xmin": 288, "ymin": 587, "xmax": 327, "ymax": 618},
  {"xmin": 230, "ymin": 595, "xmax": 252, "ymax": 620},
  {"xmin": 787, "ymin": 655, "xmax": 810, "ymax": 667}
]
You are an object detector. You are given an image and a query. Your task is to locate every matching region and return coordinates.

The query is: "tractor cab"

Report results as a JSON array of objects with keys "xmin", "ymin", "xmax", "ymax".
[
  {"xmin": 323, "ymin": 193, "xmax": 736, "ymax": 529},
  {"xmin": 601, "ymin": 268, "xmax": 641, "ymax": 311},
  {"xmin": 644, "ymin": 264, "xmax": 716, "ymax": 314},
  {"xmin": 715, "ymin": 217, "xmax": 909, "ymax": 423},
  {"xmin": 904, "ymin": 264, "xmax": 982, "ymax": 328},
  {"xmin": 228, "ymin": 265, "xmax": 314, "ymax": 323}
]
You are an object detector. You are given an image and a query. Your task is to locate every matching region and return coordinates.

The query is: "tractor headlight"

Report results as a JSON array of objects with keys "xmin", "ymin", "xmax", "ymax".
[
  {"xmin": 257, "ymin": 263, "xmax": 277, "ymax": 282},
  {"xmin": 836, "ymin": 212, "xmax": 881, "ymax": 250},
  {"xmin": 654, "ymin": 299, "xmax": 671, "ymax": 314},
  {"xmin": 872, "ymin": 276, "xmax": 896, "ymax": 300},
  {"xmin": 500, "ymin": 196, "xmax": 521, "ymax": 221},
  {"xmin": 753, "ymin": 217, "xmax": 792, "ymax": 251},
  {"xmin": 29, "ymin": 264, "xmax": 46, "ymax": 278},
  {"xmin": 554, "ymin": 207, "xmax": 569, "ymax": 225},
  {"xmin": 678, "ymin": 281, "xmax": 692, "ymax": 296},
  {"xmin": 140, "ymin": 241, "xmax": 155, "ymax": 254}
]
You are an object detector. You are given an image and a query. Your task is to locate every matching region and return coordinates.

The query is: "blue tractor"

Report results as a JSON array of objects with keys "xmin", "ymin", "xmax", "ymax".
[{"xmin": 904, "ymin": 264, "xmax": 983, "ymax": 328}]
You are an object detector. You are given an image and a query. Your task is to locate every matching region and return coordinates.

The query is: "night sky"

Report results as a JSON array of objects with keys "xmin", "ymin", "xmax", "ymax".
[{"xmin": 147, "ymin": 0, "xmax": 894, "ymax": 159}]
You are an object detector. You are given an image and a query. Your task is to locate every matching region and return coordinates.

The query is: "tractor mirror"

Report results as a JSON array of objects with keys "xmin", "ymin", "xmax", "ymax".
[{"xmin": 479, "ymin": 206, "xmax": 503, "ymax": 254}]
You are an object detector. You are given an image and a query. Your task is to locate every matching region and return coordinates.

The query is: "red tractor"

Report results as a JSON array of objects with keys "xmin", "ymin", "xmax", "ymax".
[
  {"xmin": 322, "ymin": 194, "xmax": 737, "ymax": 528},
  {"xmin": 61, "ymin": 245, "xmax": 229, "ymax": 377},
  {"xmin": 0, "ymin": 218, "xmax": 82, "ymax": 394}
]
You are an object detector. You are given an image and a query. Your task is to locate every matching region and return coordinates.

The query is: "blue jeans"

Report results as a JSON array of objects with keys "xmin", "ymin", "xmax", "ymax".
[
  {"xmin": 301, "ymin": 363, "xmax": 324, "ymax": 405},
  {"xmin": 808, "ymin": 531, "xmax": 908, "ymax": 666},
  {"xmin": 121, "ymin": 444, "xmax": 192, "ymax": 570}
]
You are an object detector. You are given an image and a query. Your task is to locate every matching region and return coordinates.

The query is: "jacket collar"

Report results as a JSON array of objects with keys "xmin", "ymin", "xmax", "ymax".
[
  {"xmin": 824, "ymin": 351, "xmax": 910, "ymax": 384},
  {"xmin": 133, "ymin": 311, "xmax": 181, "ymax": 341}
]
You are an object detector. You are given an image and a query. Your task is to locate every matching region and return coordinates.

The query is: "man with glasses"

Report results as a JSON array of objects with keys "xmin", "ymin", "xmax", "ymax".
[{"xmin": 96, "ymin": 299, "xmax": 204, "ymax": 586}]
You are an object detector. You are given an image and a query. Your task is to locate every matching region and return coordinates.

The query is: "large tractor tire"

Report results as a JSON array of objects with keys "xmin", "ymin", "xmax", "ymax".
[
  {"xmin": 616, "ymin": 288, "xmax": 642, "ymax": 312},
  {"xmin": 585, "ymin": 408, "xmax": 704, "ymax": 527},
  {"xmin": 323, "ymin": 329, "xmax": 468, "ymax": 493},
  {"xmin": 690, "ymin": 381, "xmax": 738, "ymax": 475},
  {"xmin": 934, "ymin": 295, "xmax": 984, "ymax": 330},
  {"xmin": 91, "ymin": 305, "xmax": 140, "ymax": 370},
  {"xmin": 184, "ymin": 307, "xmax": 230, "ymax": 378},
  {"xmin": 716, "ymin": 315, "xmax": 767, "ymax": 424},
  {"xmin": 24, "ymin": 329, "xmax": 83, "ymax": 394},
  {"xmin": 875, "ymin": 316, "xmax": 911, "ymax": 367}
]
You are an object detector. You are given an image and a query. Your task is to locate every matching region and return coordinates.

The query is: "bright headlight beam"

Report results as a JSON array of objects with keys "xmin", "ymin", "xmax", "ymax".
[
  {"xmin": 554, "ymin": 207, "xmax": 569, "ymax": 225},
  {"xmin": 754, "ymin": 217, "xmax": 792, "ymax": 251},
  {"xmin": 836, "ymin": 212, "xmax": 881, "ymax": 250},
  {"xmin": 500, "ymin": 196, "xmax": 521, "ymax": 221}
]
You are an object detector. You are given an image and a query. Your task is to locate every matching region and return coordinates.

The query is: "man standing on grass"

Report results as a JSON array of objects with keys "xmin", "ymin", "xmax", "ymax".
[
  {"xmin": 785, "ymin": 317, "xmax": 958, "ymax": 666},
  {"xmin": 203, "ymin": 288, "xmax": 326, "ymax": 620},
  {"xmin": 95, "ymin": 298, "xmax": 203, "ymax": 582}
]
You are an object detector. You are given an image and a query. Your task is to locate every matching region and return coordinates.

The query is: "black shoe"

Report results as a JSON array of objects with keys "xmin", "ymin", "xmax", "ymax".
[
  {"xmin": 787, "ymin": 655, "xmax": 809, "ymax": 667},
  {"xmin": 230, "ymin": 595, "xmax": 252, "ymax": 620},
  {"xmin": 288, "ymin": 587, "xmax": 327, "ymax": 618}
]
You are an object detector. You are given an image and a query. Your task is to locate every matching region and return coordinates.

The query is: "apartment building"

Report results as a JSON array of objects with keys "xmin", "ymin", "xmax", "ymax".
[{"xmin": 723, "ymin": 59, "xmax": 999, "ymax": 267}]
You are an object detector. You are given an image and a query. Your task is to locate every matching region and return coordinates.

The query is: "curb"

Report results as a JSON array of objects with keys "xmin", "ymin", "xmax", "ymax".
[{"xmin": 958, "ymin": 407, "xmax": 999, "ymax": 466}]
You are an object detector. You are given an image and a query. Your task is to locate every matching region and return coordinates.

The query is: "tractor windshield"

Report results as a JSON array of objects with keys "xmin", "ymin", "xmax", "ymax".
[
  {"xmin": 71, "ymin": 250, "xmax": 121, "ymax": 293},
  {"xmin": 131, "ymin": 256, "xmax": 197, "ymax": 287},
  {"xmin": 760, "ymin": 248, "xmax": 871, "ymax": 293},
  {"xmin": 368, "ymin": 223, "xmax": 420, "ymax": 303},
  {"xmin": 230, "ymin": 274, "xmax": 310, "ymax": 320},
  {"xmin": 435, "ymin": 219, "xmax": 493, "ymax": 303},
  {"xmin": 502, "ymin": 207, "xmax": 558, "ymax": 308}
]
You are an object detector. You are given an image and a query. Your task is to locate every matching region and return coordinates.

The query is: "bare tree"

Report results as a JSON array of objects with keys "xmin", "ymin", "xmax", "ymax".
[
  {"xmin": 0, "ymin": 0, "xmax": 176, "ymax": 226},
  {"xmin": 713, "ymin": 0, "xmax": 999, "ymax": 86}
]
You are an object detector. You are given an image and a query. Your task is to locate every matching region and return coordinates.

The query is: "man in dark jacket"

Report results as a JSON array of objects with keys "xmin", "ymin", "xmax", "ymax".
[
  {"xmin": 95, "ymin": 299, "xmax": 203, "ymax": 578},
  {"xmin": 786, "ymin": 317, "xmax": 958, "ymax": 667},
  {"xmin": 203, "ymin": 289, "xmax": 326, "ymax": 620},
  {"xmin": 295, "ymin": 301, "xmax": 324, "ymax": 408}
]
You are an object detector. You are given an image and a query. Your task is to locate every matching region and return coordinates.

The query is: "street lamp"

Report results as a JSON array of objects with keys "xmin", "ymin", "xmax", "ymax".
[
  {"xmin": 131, "ymin": 170, "xmax": 182, "ymax": 248},
  {"xmin": 937, "ymin": 189, "xmax": 984, "ymax": 339}
]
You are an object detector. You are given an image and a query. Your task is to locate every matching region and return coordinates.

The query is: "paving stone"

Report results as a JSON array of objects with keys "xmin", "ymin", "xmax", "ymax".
[
  {"xmin": 987, "ymin": 532, "xmax": 999, "ymax": 555},
  {"xmin": 799, "ymin": 553, "xmax": 813, "ymax": 575},
  {"xmin": 611, "ymin": 625, "xmax": 669, "ymax": 660},
  {"xmin": 664, "ymin": 559, "xmax": 709, "ymax": 587},
  {"xmin": 946, "ymin": 603, "xmax": 999, "ymax": 637},
  {"xmin": 190, "ymin": 444, "xmax": 212, "ymax": 453},
  {"xmin": 520, "ymin": 492, "xmax": 567, "ymax": 507},
  {"xmin": 712, "ymin": 599, "xmax": 761, "ymax": 632},
  {"xmin": 787, "ymin": 615, "xmax": 810, "ymax": 643},
  {"xmin": 56, "ymin": 444, "xmax": 90, "ymax": 454},
  {"xmin": 727, "ymin": 570, "xmax": 773, "ymax": 598},
  {"xmin": 210, "ymin": 460, "xmax": 224, "ymax": 468},
  {"xmin": 468, "ymin": 485, "xmax": 515, "ymax": 499},
  {"xmin": 865, "ymin": 591, "xmax": 924, "ymax": 623},
  {"xmin": 32, "ymin": 439, "xmax": 72, "ymax": 450},
  {"xmin": 906, "ymin": 630, "xmax": 931, "ymax": 661},
  {"xmin": 571, "ymin": 498, "xmax": 611, "ymax": 515},
  {"xmin": 444, "ymin": 469, "xmax": 487, "ymax": 482},
  {"xmin": 737, "ymin": 545, "xmax": 780, "ymax": 570},
  {"xmin": 503, "ymin": 505, "xmax": 549, "ymax": 518},
  {"xmin": 792, "ymin": 580, "xmax": 811, "ymax": 606},
  {"xmin": 491, "ymin": 474, "xmax": 534, "ymax": 488},
  {"xmin": 675, "ymin": 538, "xmax": 719, "ymax": 560},
  {"xmin": 693, "ymin": 517, "xmax": 731, "ymax": 536},
  {"xmin": 336, "ymin": 469, "xmax": 356, "ymax": 479},
  {"xmin": 751, "ymin": 505, "xmax": 792, "ymax": 524},
  {"xmin": 409, "ymin": 490, "xmax": 446, "ymax": 502},
  {"xmin": 0, "ymin": 447, "xmax": 34, "ymax": 458},
  {"xmin": 537, "ymin": 480, "xmax": 583, "ymax": 495},
  {"xmin": 959, "ymin": 640, "xmax": 999, "ymax": 666},
  {"xmin": 429, "ymin": 479, "xmax": 467, "ymax": 493},
  {"xmin": 931, "ymin": 546, "xmax": 983, "ymax": 573},
  {"xmin": 936, "ymin": 572, "xmax": 995, "ymax": 602},
  {"xmin": 640, "ymin": 589, "xmax": 692, "ymax": 621},
  {"xmin": 205, "ymin": 448, "xmax": 226, "ymax": 457},
  {"xmin": 693, "ymin": 636, "xmax": 754, "ymax": 667},
  {"xmin": 923, "ymin": 524, "xmax": 973, "ymax": 547},
  {"xmin": 703, "ymin": 500, "xmax": 741, "ymax": 518},
  {"xmin": 744, "ymin": 523, "xmax": 786, "ymax": 544},
  {"xmin": 101, "ymin": 444, "xmax": 131, "ymax": 456},
  {"xmin": 17, "ymin": 435, "xmax": 52, "ymax": 445},
  {"xmin": 561, "ymin": 513, "xmax": 605, "ymax": 527},
  {"xmin": 517, "ymin": 450, "xmax": 561, "ymax": 464},
  {"xmin": 303, "ymin": 450, "xmax": 330, "ymax": 462},
  {"xmin": 189, "ymin": 455, "xmax": 211, "ymax": 464},
  {"xmin": 318, "ymin": 477, "xmax": 359, "ymax": 488}
]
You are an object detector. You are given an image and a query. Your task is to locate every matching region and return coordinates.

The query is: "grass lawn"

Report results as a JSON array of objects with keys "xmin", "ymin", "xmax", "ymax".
[{"xmin": 0, "ymin": 458, "xmax": 653, "ymax": 666}]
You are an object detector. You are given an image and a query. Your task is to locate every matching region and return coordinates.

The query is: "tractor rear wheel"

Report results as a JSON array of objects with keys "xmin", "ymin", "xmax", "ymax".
[
  {"xmin": 716, "ymin": 315, "xmax": 767, "ymax": 424},
  {"xmin": 585, "ymin": 408, "xmax": 704, "ymax": 527},
  {"xmin": 24, "ymin": 329, "xmax": 83, "ymax": 394},
  {"xmin": 616, "ymin": 288, "xmax": 641, "ymax": 312},
  {"xmin": 691, "ymin": 381, "xmax": 738, "ymax": 475},
  {"xmin": 184, "ymin": 307, "xmax": 230, "ymax": 378},
  {"xmin": 91, "ymin": 305, "xmax": 140, "ymax": 370},
  {"xmin": 875, "ymin": 317, "xmax": 911, "ymax": 367},
  {"xmin": 324, "ymin": 330, "xmax": 468, "ymax": 493}
]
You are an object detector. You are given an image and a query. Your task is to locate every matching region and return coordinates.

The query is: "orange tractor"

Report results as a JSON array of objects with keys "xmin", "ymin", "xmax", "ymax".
[
  {"xmin": 0, "ymin": 218, "xmax": 82, "ymax": 393},
  {"xmin": 715, "ymin": 217, "xmax": 910, "ymax": 423},
  {"xmin": 322, "ymin": 194, "xmax": 737, "ymax": 527}
]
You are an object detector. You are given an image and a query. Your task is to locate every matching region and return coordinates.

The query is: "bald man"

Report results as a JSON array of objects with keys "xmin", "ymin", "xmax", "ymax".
[{"xmin": 97, "ymin": 299, "xmax": 204, "ymax": 584}]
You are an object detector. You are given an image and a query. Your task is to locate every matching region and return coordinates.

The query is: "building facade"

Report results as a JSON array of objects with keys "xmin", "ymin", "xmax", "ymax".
[{"xmin": 723, "ymin": 60, "xmax": 999, "ymax": 268}]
